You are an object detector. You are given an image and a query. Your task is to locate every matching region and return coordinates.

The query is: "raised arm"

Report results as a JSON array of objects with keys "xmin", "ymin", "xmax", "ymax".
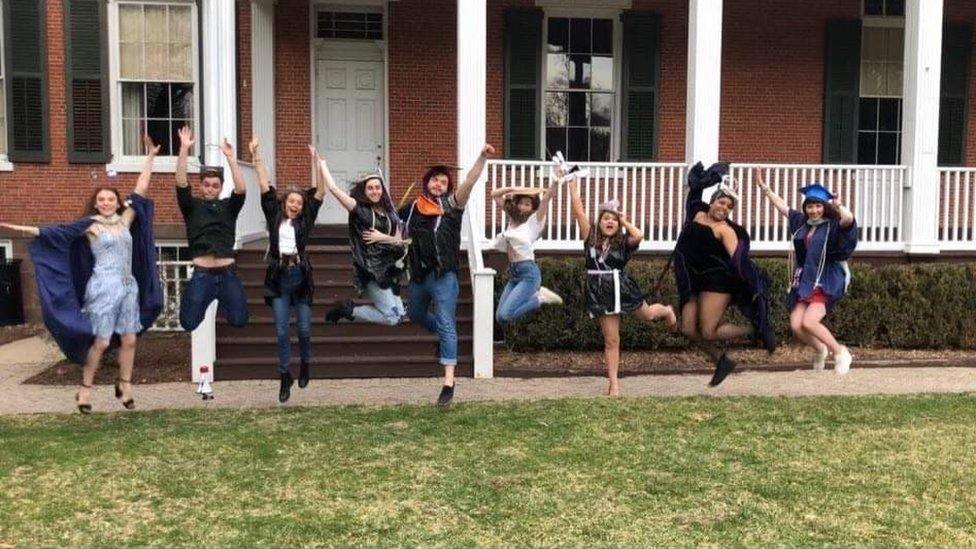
[
  {"xmin": 0, "ymin": 222, "xmax": 39, "ymax": 237},
  {"xmin": 754, "ymin": 167, "xmax": 789, "ymax": 217},
  {"xmin": 619, "ymin": 212, "xmax": 643, "ymax": 247},
  {"xmin": 175, "ymin": 125, "xmax": 195, "ymax": 188},
  {"xmin": 308, "ymin": 146, "xmax": 327, "ymax": 202},
  {"xmin": 249, "ymin": 138, "xmax": 271, "ymax": 194},
  {"xmin": 568, "ymin": 179, "xmax": 590, "ymax": 237},
  {"xmin": 490, "ymin": 186, "xmax": 523, "ymax": 208},
  {"xmin": 122, "ymin": 135, "xmax": 160, "ymax": 226},
  {"xmin": 834, "ymin": 199, "xmax": 855, "ymax": 228},
  {"xmin": 454, "ymin": 143, "xmax": 495, "ymax": 208},
  {"xmin": 311, "ymin": 146, "xmax": 355, "ymax": 211},
  {"xmin": 536, "ymin": 164, "xmax": 571, "ymax": 222},
  {"xmin": 219, "ymin": 138, "xmax": 246, "ymax": 195}
]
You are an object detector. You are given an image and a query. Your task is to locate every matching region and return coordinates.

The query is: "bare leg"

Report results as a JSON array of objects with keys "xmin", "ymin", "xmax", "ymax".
[
  {"xmin": 681, "ymin": 299, "xmax": 723, "ymax": 362},
  {"xmin": 800, "ymin": 304, "xmax": 843, "ymax": 354},
  {"xmin": 79, "ymin": 338, "xmax": 111, "ymax": 407},
  {"xmin": 632, "ymin": 302, "xmax": 677, "ymax": 330},
  {"xmin": 599, "ymin": 314, "xmax": 622, "ymax": 397},
  {"xmin": 444, "ymin": 365, "xmax": 455, "ymax": 388},
  {"xmin": 790, "ymin": 304, "xmax": 827, "ymax": 352},
  {"xmin": 117, "ymin": 333, "xmax": 137, "ymax": 402},
  {"xmin": 698, "ymin": 292, "xmax": 751, "ymax": 342}
]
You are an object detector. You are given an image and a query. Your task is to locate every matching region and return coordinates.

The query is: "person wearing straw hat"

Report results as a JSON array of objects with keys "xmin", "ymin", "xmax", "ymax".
[
  {"xmin": 490, "ymin": 160, "xmax": 568, "ymax": 326},
  {"xmin": 673, "ymin": 162, "xmax": 777, "ymax": 387},
  {"xmin": 754, "ymin": 169, "xmax": 858, "ymax": 374},
  {"xmin": 567, "ymin": 175, "xmax": 677, "ymax": 397}
]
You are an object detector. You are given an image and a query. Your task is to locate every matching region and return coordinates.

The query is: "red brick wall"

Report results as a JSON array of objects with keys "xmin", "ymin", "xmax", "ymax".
[
  {"xmin": 273, "ymin": 0, "xmax": 312, "ymax": 189},
  {"xmin": 387, "ymin": 0, "xmax": 457, "ymax": 200},
  {"xmin": 237, "ymin": 0, "xmax": 253, "ymax": 163}
]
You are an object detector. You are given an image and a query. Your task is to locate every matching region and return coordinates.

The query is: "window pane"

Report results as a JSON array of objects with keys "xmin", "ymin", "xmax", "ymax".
[
  {"xmin": 590, "ymin": 93, "xmax": 613, "ymax": 127},
  {"xmin": 170, "ymin": 6, "xmax": 192, "ymax": 44},
  {"xmin": 886, "ymin": 28, "xmax": 903, "ymax": 62},
  {"xmin": 862, "ymin": 28, "xmax": 885, "ymax": 62},
  {"xmin": 547, "ymin": 53, "xmax": 570, "ymax": 88},
  {"xmin": 864, "ymin": 0, "xmax": 884, "ymax": 16},
  {"xmin": 568, "ymin": 92, "xmax": 588, "ymax": 126},
  {"xmin": 546, "ymin": 127, "xmax": 566, "ymax": 157},
  {"xmin": 120, "ymin": 43, "xmax": 143, "ymax": 79},
  {"xmin": 145, "ymin": 5, "xmax": 167, "ymax": 43},
  {"xmin": 859, "ymin": 98, "xmax": 878, "ymax": 131},
  {"xmin": 568, "ymin": 127, "xmax": 589, "ymax": 161},
  {"xmin": 545, "ymin": 92, "xmax": 568, "ymax": 127},
  {"xmin": 591, "ymin": 56, "xmax": 613, "ymax": 91},
  {"xmin": 119, "ymin": 4, "xmax": 143, "ymax": 43},
  {"xmin": 569, "ymin": 54, "xmax": 591, "ymax": 88},
  {"xmin": 857, "ymin": 132, "xmax": 877, "ymax": 164},
  {"xmin": 861, "ymin": 61, "xmax": 886, "ymax": 96},
  {"xmin": 592, "ymin": 19, "xmax": 613, "ymax": 55},
  {"xmin": 547, "ymin": 17, "xmax": 568, "ymax": 53},
  {"xmin": 122, "ymin": 118, "xmax": 142, "ymax": 155},
  {"xmin": 172, "ymin": 84, "xmax": 194, "ymax": 119},
  {"xmin": 145, "ymin": 83, "xmax": 170, "ymax": 119},
  {"xmin": 146, "ymin": 119, "xmax": 171, "ymax": 155},
  {"xmin": 878, "ymin": 98, "xmax": 900, "ymax": 131},
  {"xmin": 877, "ymin": 132, "xmax": 898, "ymax": 164},
  {"xmin": 0, "ymin": 83, "xmax": 6, "ymax": 154},
  {"xmin": 145, "ymin": 44, "xmax": 168, "ymax": 80},
  {"xmin": 570, "ymin": 18, "xmax": 591, "ymax": 53},
  {"xmin": 590, "ymin": 127, "xmax": 610, "ymax": 161},
  {"xmin": 886, "ymin": 0, "xmax": 904, "ymax": 16},
  {"xmin": 122, "ymin": 82, "xmax": 144, "ymax": 118}
]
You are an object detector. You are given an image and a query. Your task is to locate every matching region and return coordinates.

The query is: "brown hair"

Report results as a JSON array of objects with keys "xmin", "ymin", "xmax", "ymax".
[
  {"xmin": 803, "ymin": 199, "xmax": 839, "ymax": 220},
  {"xmin": 585, "ymin": 210, "xmax": 626, "ymax": 249},
  {"xmin": 82, "ymin": 187, "xmax": 125, "ymax": 217},
  {"xmin": 503, "ymin": 194, "xmax": 541, "ymax": 223}
]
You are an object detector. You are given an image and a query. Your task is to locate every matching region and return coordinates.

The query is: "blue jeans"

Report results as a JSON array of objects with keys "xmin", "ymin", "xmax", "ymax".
[
  {"xmin": 271, "ymin": 266, "xmax": 312, "ymax": 375},
  {"xmin": 496, "ymin": 260, "xmax": 542, "ymax": 324},
  {"xmin": 407, "ymin": 271, "xmax": 459, "ymax": 366},
  {"xmin": 353, "ymin": 281, "xmax": 405, "ymax": 325},
  {"xmin": 180, "ymin": 266, "xmax": 249, "ymax": 331}
]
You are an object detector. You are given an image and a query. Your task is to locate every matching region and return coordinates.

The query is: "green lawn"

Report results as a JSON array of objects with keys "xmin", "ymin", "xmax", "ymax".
[{"xmin": 1, "ymin": 395, "xmax": 975, "ymax": 546}]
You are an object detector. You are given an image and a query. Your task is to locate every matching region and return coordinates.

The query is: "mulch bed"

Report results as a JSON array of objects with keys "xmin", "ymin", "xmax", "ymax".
[
  {"xmin": 17, "ymin": 328, "xmax": 976, "ymax": 385},
  {"xmin": 24, "ymin": 332, "xmax": 191, "ymax": 385},
  {"xmin": 0, "ymin": 324, "xmax": 45, "ymax": 347}
]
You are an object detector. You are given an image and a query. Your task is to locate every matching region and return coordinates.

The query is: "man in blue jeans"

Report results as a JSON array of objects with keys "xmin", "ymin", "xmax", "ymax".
[
  {"xmin": 174, "ymin": 126, "xmax": 249, "ymax": 332},
  {"xmin": 400, "ymin": 143, "xmax": 494, "ymax": 406}
]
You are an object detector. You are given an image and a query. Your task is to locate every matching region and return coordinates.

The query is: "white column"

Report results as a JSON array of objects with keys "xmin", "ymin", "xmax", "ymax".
[
  {"xmin": 251, "ymin": 0, "xmax": 276, "ymax": 181},
  {"xmin": 685, "ymin": 0, "xmax": 723, "ymax": 166},
  {"xmin": 192, "ymin": 0, "xmax": 238, "ymax": 383},
  {"xmin": 901, "ymin": 0, "xmax": 943, "ymax": 254},
  {"xmin": 457, "ymin": 0, "xmax": 495, "ymax": 379}
]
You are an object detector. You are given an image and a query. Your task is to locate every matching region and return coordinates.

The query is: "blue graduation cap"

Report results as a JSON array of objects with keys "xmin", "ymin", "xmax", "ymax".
[{"xmin": 799, "ymin": 183, "xmax": 834, "ymax": 204}]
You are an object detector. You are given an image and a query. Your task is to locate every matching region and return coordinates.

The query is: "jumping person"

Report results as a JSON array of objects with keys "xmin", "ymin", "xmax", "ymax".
[
  {"xmin": 0, "ymin": 135, "xmax": 162, "ymax": 413},
  {"xmin": 399, "ymin": 144, "xmax": 495, "ymax": 407},
  {"xmin": 567, "ymin": 178, "xmax": 677, "ymax": 397},
  {"xmin": 490, "ymin": 167, "xmax": 566, "ymax": 325},
  {"xmin": 320, "ymin": 155, "xmax": 407, "ymax": 327},
  {"xmin": 673, "ymin": 162, "xmax": 776, "ymax": 387},
  {"xmin": 755, "ymin": 169, "xmax": 857, "ymax": 374},
  {"xmin": 175, "ymin": 126, "xmax": 250, "ymax": 331},
  {"xmin": 253, "ymin": 140, "xmax": 325, "ymax": 402}
]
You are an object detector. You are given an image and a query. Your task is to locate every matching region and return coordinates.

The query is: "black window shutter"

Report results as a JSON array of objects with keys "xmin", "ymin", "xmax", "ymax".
[
  {"xmin": 504, "ymin": 8, "xmax": 542, "ymax": 159},
  {"xmin": 620, "ymin": 11, "xmax": 660, "ymax": 161},
  {"xmin": 64, "ymin": 0, "xmax": 109, "ymax": 163},
  {"xmin": 822, "ymin": 19, "xmax": 861, "ymax": 164},
  {"xmin": 4, "ymin": 0, "xmax": 49, "ymax": 162},
  {"xmin": 938, "ymin": 23, "xmax": 971, "ymax": 167}
]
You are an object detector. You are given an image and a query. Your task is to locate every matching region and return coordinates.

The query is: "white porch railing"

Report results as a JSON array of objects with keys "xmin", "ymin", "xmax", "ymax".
[
  {"xmin": 462, "ymin": 180, "xmax": 496, "ymax": 379},
  {"xmin": 938, "ymin": 167, "xmax": 976, "ymax": 251},
  {"xmin": 486, "ymin": 160, "xmax": 907, "ymax": 252},
  {"xmin": 152, "ymin": 260, "xmax": 193, "ymax": 331}
]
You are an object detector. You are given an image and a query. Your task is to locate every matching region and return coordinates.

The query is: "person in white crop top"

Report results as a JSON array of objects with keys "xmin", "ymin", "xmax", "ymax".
[{"xmin": 491, "ymin": 172, "xmax": 566, "ymax": 328}]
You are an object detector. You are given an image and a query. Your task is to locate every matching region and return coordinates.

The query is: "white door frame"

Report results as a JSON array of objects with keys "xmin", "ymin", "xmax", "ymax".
[{"xmin": 309, "ymin": 1, "xmax": 390, "ymax": 216}]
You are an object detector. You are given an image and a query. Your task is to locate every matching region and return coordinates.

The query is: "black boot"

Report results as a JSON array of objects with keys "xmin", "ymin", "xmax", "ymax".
[
  {"xmin": 325, "ymin": 299, "xmax": 356, "ymax": 324},
  {"xmin": 709, "ymin": 354, "xmax": 737, "ymax": 387},
  {"xmin": 436, "ymin": 384, "xmax": 455, "ymax": 407},
  {"xmin": 279, "ymin": 371, "xmax": 294, "ymax": 403},
  {"xmin": 298, "ymin": 360, "xmax": 310, "ymax": 388}
]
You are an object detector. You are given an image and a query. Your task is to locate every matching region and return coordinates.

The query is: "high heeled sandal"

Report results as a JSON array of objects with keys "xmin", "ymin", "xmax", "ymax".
[
  {"xmin": 115, "ymin": 378, "xmax": 135, "ymax": 410},
  {"xmin": 76, "ymin": 383, "xmax": 93, "ymax": 414}
]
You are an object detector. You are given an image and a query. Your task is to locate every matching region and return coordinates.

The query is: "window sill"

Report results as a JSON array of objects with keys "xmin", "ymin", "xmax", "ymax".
[
  {"xmin": 106, "ymin": 156, "xmax": 201, "ymax": 175},
  {"xmin": 0, "ymin": 158, "xmax": 12, "ymax": 172}
]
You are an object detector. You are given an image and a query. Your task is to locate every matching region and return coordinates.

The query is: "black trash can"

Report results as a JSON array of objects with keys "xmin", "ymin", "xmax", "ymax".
[{"xmin": 0, "ymin": 259, "xmax": 25, "ymax": 326}]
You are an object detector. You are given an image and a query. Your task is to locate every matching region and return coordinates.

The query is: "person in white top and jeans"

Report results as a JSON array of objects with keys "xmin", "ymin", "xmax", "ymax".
[{"xmin": 491, "ymin": 174, "xmax": 566, "ymax": 325}]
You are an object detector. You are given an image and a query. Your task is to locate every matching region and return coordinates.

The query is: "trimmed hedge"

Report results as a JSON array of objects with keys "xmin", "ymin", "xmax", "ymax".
[{"xmin": 494, "ymin": 257, "xmax": 976, "ymax": 351}]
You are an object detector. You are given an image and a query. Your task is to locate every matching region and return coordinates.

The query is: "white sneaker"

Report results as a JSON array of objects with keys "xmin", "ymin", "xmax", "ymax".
[
  {"xmin": 833, "ymin": 346, "xmax": 853, "ymax": 375},
  {"xmin": 812, "ymin": 346, "xmax": 829, "ymax": 372},
  {"xmin": 536, "ymin": 286, "xmax": 564, "ymax": 306}
]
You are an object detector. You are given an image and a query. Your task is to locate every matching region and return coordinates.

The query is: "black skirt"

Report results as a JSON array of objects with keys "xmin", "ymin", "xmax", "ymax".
[{"xmin": 585, "ymin": 269, "xmax": 647, "ymax": 317}]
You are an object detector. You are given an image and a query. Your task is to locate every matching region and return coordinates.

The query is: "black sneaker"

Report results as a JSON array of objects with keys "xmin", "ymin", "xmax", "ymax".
[
  {"xmin": 298, "ymin": 361, "xmax": 310, "ymax": 388},
  {"xmin": 279, "ymin": 372, "xmax": 294, "ymax": 403},
  {"xmin": 709, "ymin": 354, "xmax": 737, "ymax": 387},
  {"xmin": 436, "ymin": 384, "xmax": 455, "ymax": 407},
  {"xmin": 325, "ymin": 299, "xmax": 355, "ymax": 324}
]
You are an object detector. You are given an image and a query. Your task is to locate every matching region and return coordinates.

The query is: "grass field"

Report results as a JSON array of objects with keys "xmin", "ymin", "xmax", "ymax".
[{"xmin": 1, "ymin": 394, "xmax": 974, "ymax": 546}]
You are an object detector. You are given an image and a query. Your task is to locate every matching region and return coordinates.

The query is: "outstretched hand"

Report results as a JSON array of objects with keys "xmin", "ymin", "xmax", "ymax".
[
  {"xmin": 752, "ymin": 167, "xmax": 769, "ymax": 191},
  {"xmin": 219, "ymin": 138, "xmax": 235, "ymax": 159},
  {"xmin": 481, "ymin": 143, "xmax": 495, "ymax": 158},
  {"xmin": 178, "ymin": 125, "xmax": 195, "ymax": 150},
  {"xmin": 248, "ymin": 137, "xmax": 259, "ymax": 158},
  {"xmin": 143, "ymin": 134, "xmax": 161, "ymax": 156}
]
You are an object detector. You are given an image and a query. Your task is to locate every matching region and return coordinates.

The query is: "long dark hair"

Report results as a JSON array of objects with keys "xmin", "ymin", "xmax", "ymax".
[
  {"xmin": 503, "ymin": 194, "xmax": 540, "ymax": 224},
  {"xmin": 803, "ymin": 199, "xmax": 839, "ymax": 220},
  {"xmin": 350, "ymin": 175, "xmax": 398, "ymax": 220},
  {"xmin": 82, "ymin": 187, "xmax": 124, "ymax": 217},
  {"xmin": 585, "ymin": 210, "xmax": 626, "ymax": 250}
]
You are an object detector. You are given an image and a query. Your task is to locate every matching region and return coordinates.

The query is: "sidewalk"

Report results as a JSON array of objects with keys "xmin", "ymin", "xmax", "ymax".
[{"xmin": 1, "ymin": 337, "xmax": 974, "ymax": 416}]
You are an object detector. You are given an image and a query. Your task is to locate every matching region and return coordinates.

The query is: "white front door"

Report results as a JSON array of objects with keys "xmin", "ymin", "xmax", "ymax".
[{"xmin": 315, "ymin": 56, "xmax": 385, "ymax": 224}]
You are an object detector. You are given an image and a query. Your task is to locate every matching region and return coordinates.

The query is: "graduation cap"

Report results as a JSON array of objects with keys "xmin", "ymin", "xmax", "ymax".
[{"xmin": 799, "ymin": 183, "xmax": 835, "ymax": 205}]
